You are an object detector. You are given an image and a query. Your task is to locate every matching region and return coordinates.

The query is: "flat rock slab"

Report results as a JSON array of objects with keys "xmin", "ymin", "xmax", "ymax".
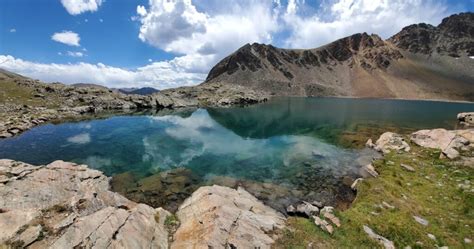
[
  {"xmin": 0, "ymin": 159, "xmax": 170, "ymax": 248},
  {"xmin": 410, "ymin": 129, "xmax": 473, "ymax": 159},
  {"xmin": 172, "ymin": 185, "xmax": 286, "ymax": 249}
]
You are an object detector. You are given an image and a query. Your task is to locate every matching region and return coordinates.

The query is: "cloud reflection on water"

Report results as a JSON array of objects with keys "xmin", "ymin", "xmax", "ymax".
[{"xmin": 143, "ymin": 109, "xmax": 365, "ymax": 179}]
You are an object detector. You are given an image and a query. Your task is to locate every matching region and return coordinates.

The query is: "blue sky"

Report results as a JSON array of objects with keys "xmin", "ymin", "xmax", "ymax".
[{"xmin": 0, "ymin": 0, "xmax": 473, "ymax": 89}]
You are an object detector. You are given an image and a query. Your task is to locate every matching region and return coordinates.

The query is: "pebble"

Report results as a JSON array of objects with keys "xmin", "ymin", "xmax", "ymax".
[
  {"xmin": 413, "ymin": 215, "xmax": 429, "ymax": 226},
  {"xmin": 427, "ymin": 233, "xmax": 436, "ymax": 240},
  {"xmin": 400, "ymin": 163, "xmax": 415, "ymax": 172},
  {"xmin": 382, "ymin": 201, "xmax": 395, "ymax": 209}
]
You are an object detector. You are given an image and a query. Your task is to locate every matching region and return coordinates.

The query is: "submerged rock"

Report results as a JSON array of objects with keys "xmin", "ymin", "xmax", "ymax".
[
  {"xmin": 110, "ymin": 168, "xmax": 201, "ymax": 212},
  {"xmin": 172, "ymin": 185, "xmax": 286, "ymax": 249},
  {"xmin": 0, "ymin": 159, "xmax": 170, "ymax": 248}
]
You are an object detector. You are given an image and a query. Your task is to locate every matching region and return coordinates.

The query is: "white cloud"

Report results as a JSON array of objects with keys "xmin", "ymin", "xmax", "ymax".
[
  {"xmin": 1, "ymin": 0, "xmax": 460, "ymax": 90},
  {"xmin": 136, "ymin": 0, "xmax": 279, "ymax": 73},
  {"xmin": 67, "ymin": 133, "xmax": 91, "ymax": 144},
  {"xmin": 67, "ymin": 51, "xmax": 84, "ymax": 57},
  {"xmin": 283, "ymin": 0, "xmax": 453, "ymax": 48},
  {"xmin": 134, "ymin": 0, "xmax": 453, "ymax": 74},
  {"xmin": 51, "ymin": 31, "xmax": 81, "ymax": 47},
  {"xmin": 0, "ymin": 55, "xmax": 205, "ymax": 89},
  {"xmin": 9, "ymin": 28, "xmax": 16, "ymax": 33},
  {"xmin": 137, "ymin": 0, "xmax": 208, "ymax": 50},
  {"xmin": 145, "ymin": 109, "xmax": 362, "ymax": 175},
  {"xmin": 137, "ymin": 5, "xmax": 147, "ymax": 16},
  {"xmin": 61, "ymin": 0, "xmax": 103, "ymax": 15}
]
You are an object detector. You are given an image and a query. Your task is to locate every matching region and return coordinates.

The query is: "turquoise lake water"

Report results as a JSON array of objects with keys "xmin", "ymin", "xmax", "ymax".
[{"xmin": 0, "ymin": 97, "xmax": 472, "ymax": 209}]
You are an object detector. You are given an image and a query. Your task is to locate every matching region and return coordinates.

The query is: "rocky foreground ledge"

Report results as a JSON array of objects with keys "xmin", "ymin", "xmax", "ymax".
[{"xmin": 0, "ymin": 160, "xmax": 284, "ymax": 248}]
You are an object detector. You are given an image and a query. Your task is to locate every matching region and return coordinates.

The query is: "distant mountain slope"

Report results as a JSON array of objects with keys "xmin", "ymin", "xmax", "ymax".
[
  {"xmin": 204, "ymin": 12, "xmax": 474, "ymax": 101},
  {"xmin": 118, "ymin": 87, "xmax": 160, "ymax": 95},
  {"xmin": 72, "ymin": 83, "xmax": 109, "ymax": 90}
]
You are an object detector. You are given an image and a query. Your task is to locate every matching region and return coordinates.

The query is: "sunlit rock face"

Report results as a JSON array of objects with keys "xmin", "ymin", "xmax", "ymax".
[{"xmin": 0, "ymin": 159, "xmax": 170, "ymax": 248}]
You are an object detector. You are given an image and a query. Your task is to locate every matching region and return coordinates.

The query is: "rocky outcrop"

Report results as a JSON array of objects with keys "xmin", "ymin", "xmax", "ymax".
[
  {"xmin": 286, "ymin": 202, "xmax": 341, "ymax": 235},
  {"xmin": 367, "ymin": 132, "xmax": 411, "ymax": 154},
  {"xmin": 389, "ymin": 12, "xmax": 474, "ymax": 57},
  {"xmin": 171, "ymin": 185, "xmax": 286, "ymax": 249},
  {"xmin": 0, "ymin": 159, "xmax": 170, "ymax": 248},
  {"xmin": 410, "ymin": 128, "xmax": 473, "ymax": 159},
  {"xmin": 368, "ymin": 129, "xmax": 474, "ymax": 159},
  {"xmin": 458, "ymin": 112, "xmax": 474, "ymax": 126}
]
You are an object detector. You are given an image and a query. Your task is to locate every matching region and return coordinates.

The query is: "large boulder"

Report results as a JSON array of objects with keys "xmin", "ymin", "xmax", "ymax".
[
  {"xmin": 0, "ymin": 159, "xmax": 170, "ymax": 248},
  {"xmin": 370, "ymin": 132, "xmax": 411, "ymax": 154},
  {"xmin": 410, "ymin": 129, "xmax": 473, "ymax": 159},
  {"xmin": 458, "ymin": 112, "xmax": 474, "ymax": 126},
  {"xmin": 171, "ymin": 185, "xmax": 286, "ymax": 249}
]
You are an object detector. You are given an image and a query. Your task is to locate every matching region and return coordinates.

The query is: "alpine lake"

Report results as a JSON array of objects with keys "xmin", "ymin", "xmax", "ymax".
[{"xmin": 1, "ymin": 97, "xmax": 473, "ymax": 212}]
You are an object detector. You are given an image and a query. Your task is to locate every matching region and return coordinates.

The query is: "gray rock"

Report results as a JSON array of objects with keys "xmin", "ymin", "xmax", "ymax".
[
  {"xmin": 382, "ymin": 201, "xmax": 395, "ymax": 209},
  {"xmin": 401, "ymin": 163, "xmax": 415, "ymax": 172},
  {"xmin": 0, "ymin": 159, "xmax": 170, "ymax": 248},
  {"xmin": 413, "ymin": 215, "xmax": 429, "ymax": 226},
  {"xmin": 320, "ymin": 206, "xmax": 335, "ymax": 215},
  {"xmin": 363, "ymin": 225, "xmax": 395, "ymax": 249},
  {"xmin": 373, "ymin": 132, "xmax": 411, "ymax": 154},
  {"xmin": 322, "ymin": 212, "xmax": 341, "ymax": 227},
  {"xmin": 16, "ymin": 225, "xmax": 42, "ymax": 247},
  {"xmin": 351, "ymin": 178, "xmax": 364, "ymax": 190},
  {"xmin": 296, "ymin": 202, "xmax": 320, "ymax": 217},
  {"xmin": 313, "ymin": 216, "xmax": 334, "ymax": 234},
  {"xmin": 458, "ymin": 112, "xmax": 474, "ymax": 126},
  {"xmin": 172, "ymin": 185, "xmax": 286, "ymax": 249},
  {"xmin": 360, "ymin": 163, "xmax": 379, "ymax": 178},
  {"xmin": 411, "ymin": 129, "xmax": 473, "ymax": 159},
  {"xmin": 311, "ymin": 201, "xmax": 324, "ymax": 208},
  {"xmin": 427, "ymin": 233, "xmax": 436, "ymax": 240}
]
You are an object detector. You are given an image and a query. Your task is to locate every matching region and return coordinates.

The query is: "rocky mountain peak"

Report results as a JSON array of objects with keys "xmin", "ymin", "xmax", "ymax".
[
  {"xmin": 206, "ymin": 33, "xmax": 400, "ymax": 83},
  {"xmin": 438, "ymin": 12, "xmax": 474, "ymax": 38},
  {"xmin": 389, "ymin": 12, "xmax": 474, "ymax": 56}
]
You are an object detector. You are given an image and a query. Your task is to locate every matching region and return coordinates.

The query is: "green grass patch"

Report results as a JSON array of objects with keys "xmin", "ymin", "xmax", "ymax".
[{"xmin": 277, "ymin": 146, "xmax": 474, "ymax": 248}]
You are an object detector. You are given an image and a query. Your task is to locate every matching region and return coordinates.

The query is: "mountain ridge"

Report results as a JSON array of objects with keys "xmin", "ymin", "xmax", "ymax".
[{"xmin": 204, "ymin": 12, "xmax": 474, "ymax": 101}]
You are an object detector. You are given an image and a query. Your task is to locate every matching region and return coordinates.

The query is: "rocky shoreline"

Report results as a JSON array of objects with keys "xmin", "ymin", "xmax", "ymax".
[
  {"xmin": 0, "ymin": 160, "xmax": 286, "ymax": 248},
  {"xmin": 1, "ymin": 121, "xmax": 473, "ymax": 248},
  {"xmin": 0, "ymin": 69, "xmax": 268, "ymax": 139}
]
